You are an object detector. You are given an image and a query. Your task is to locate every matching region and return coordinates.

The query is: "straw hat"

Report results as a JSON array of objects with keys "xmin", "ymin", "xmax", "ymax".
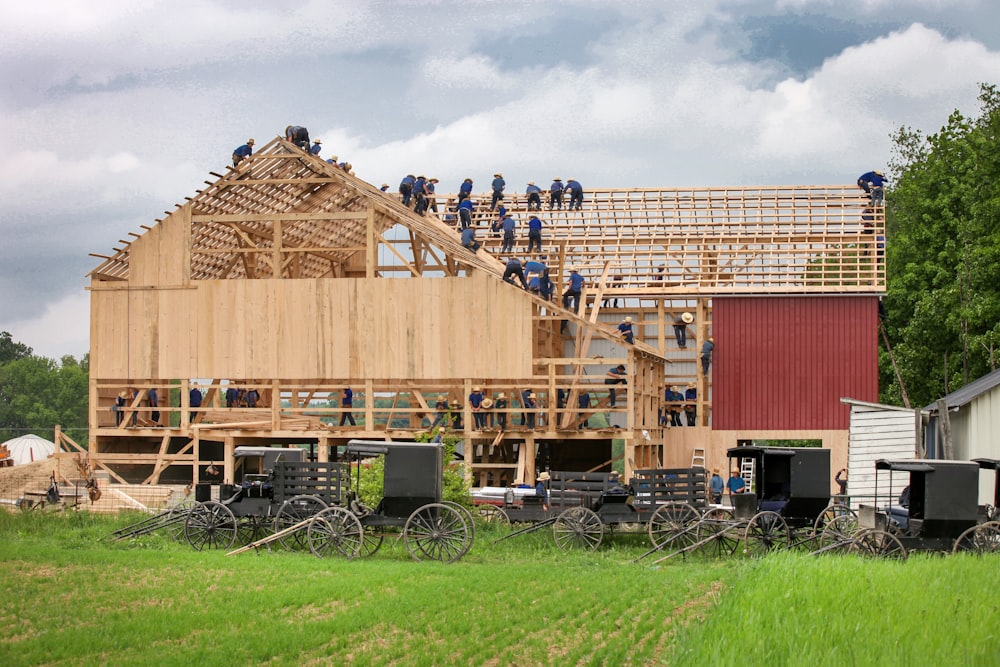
[
  {"xmin": 528, "ymin": 181, "xmax": 535, "ymax": 185},
  {"xmin": 494, "ymin": 172, "xmax": 503, "ymax": 177},
  {"xmin": 119, "ymin": 391, "xmax": 128, "ymax": 399},
  {"xmin": 496, "ymin": 392, "xmax": 506, "ymax": 399},
  {"xmin": 313, "ymin": 139, "xmax": 321, "ymax": 144},
  {"xmin": 247, "ymin": 138, "xmax": 255, "ymax": 145},
  {"xmin": 624, "ymin": 316, "xmax": 633, "ymax": 323},
  {"xmin": 473, "ymin": 386, "xmax": 482, "ymax": 392},
  {"xmin": 537, "ymin": 471, "xmax": 551, "ymax": 482},
  {"xmin": 481, "ymin": 398, "xmax": 494, "ymax": 409},
  {"xmin": 553, "ymin": 177, "xmax": 562, "ymax": 181},
  {"xmin": 681, "ymin": 312, "xmax": 694, "ymax": 324}
]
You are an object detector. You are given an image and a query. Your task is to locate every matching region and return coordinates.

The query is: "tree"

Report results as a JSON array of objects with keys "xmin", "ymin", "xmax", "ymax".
[
  {"xmin": 0, "ymin": 331, "xmax": 32, "ymax": 364},
  {"xmin": 881, "ymin": 83, "xmax": 1000, "ymax": 407}
]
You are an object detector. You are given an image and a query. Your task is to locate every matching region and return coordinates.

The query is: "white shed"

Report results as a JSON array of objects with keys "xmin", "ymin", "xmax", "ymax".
[
  {"xmin": 841, "ymin": 398, "xmax": 921, "ymax": 509},
  {"xmin": 1, "ymin": 434, "xmax": 57, "ymax": 466}
]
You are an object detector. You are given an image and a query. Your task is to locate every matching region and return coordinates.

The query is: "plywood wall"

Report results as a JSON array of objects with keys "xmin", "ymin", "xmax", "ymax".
[{"xmin": 91, "ymin": 272, "xmax": 533, "ymax": 380}]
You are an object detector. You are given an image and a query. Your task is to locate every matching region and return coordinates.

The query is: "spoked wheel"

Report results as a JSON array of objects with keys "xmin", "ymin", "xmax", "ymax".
[
  {"xmin": 853, "ymin": 529, "xmax": 907, "ymax": 560},
  {"xmin": 167, "ymin": 500, "xmax": 197, "ymax": 542},
  {"xmin": 953, "ymin": 521, "xmax": 1000, "ymax": 555},
  {"xmin": 359, "ymin": 530, "xmax": 385, "ymax": 557},
  {"xmin": 476, "ymin": 505, "xmax": 510, "ymax": 525},
  {"xmin": 553, "ymin": 507, "xmax": 604, "ymax": 551},
  {"xmin": 815, "ymin": 514, "xmax": 860, "ymax": 555},
  {"xmin": 813, "ymin": 503, "xmax": 858, "ymax": 536},
  {"xmin": 236, "ymin": 515, "xmax": 270, "ymax": 546},
  {"xmin": 442, "ymin": 501, "xmax": 477, "ymax": 543},
  {"xmin": 648, "ymin": 502, "xmax": 700, "ymax": 551},
  {"xmin": 404, "ymin": 503, "xmax": 473, "ymax": 563},
  {"xmin": 273, "ymin": 495, "xmax": 329, "ymax": 551},
  {"xmin": 744, "ymin": 511, "xmax": 789, "ymax": 557},
  {"xmin": 307, "ymin": 507, "xmax": 364, "ymax": 560},
  {"xmin": 697, "ymin": 517, "xmax": 743, "ymax": 558},
  {"xmin": 184, "ymin": 501, "xmax": 237, "ymax": 551}
]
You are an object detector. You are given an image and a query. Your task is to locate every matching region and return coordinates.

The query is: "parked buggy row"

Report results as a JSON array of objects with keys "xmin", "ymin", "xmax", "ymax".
[{"xmin": 113, "ymin": 441, "xmax": 475, "ymax": 563}]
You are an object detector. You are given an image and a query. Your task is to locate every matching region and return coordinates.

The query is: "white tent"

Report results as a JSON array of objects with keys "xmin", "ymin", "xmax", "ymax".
[{"xmin": 2, "ymin": 434, "xmax": 57, "ymax": 466}]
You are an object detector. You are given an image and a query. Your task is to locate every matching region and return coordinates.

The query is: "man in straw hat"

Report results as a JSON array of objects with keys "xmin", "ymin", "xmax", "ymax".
[
  {"xmin": 674, "ymin": 312, "xmax": 693, "ymax": 349},
  {"xmin": 469, "ymin": 386, "xmax": 487, "ymax": 430},
  {"xmin": 535, "ymin": 471, "xmax": 550, "ymax": 510},
  {"xmin": 493, "ymin": 392, "xmax": 508, "ymax": 430},
  {"xmin": 480, "ymin": 396, "xmax": 494, "ymax": 429},
  {"xmin": 232, "ymin": 138, "xmax": 254, "ymax": 167},
  {"xmin": 549, "ymin": 177, "xmax": 564, "ymax": 210},
  {"xmin": 310, "ymin": 139, "xmax": 322, "ymax": 155},
  {"xmin": 525, "ymin": 181, "xmax": 542, "ymax": 210},
  {"xmin": 701, "ymin": 336, "xmax": 715, "ymax": 375},
  {"xmin": 490, "ymin": 172, "xmax": 506, "ymax": 210},
  {"xmin": 617, "ymin": 316, "xmax": 634, "ymax": 344}
]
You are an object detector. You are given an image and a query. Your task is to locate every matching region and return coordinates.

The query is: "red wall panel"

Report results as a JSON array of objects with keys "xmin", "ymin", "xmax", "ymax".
[{"xmin": 713, "ymin": 296, "xmax": 879, "ymax": 430}]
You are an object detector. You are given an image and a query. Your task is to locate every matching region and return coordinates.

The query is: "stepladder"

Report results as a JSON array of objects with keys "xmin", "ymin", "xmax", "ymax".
[{"xmin": 690, "ymin": 448, "xmax": 706, "ymax": 468}]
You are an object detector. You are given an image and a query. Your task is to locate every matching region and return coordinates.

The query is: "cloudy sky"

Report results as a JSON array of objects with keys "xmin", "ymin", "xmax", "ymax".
[{"xmin": 2, "ymin": 0, "xmax": 999, "ymax": 360}]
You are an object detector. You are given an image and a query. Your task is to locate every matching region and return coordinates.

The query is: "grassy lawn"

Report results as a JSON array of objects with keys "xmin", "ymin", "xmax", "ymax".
[{"xmin": 1, "ymin": 511, "xmax": 997, "ymax": 666}]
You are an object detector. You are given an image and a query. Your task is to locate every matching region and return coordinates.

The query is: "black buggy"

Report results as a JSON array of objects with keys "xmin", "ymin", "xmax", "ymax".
[
  {"xmin": 817, "ymin": 458, "xmax": 1000, "ymax": 559},
  {"xmin": 302, "ymin": 440, "xmax": 475, "ymax": 563}
]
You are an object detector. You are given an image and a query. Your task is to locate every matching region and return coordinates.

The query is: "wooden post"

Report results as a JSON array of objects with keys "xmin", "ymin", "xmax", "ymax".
[{"xmin": 936, "ymin": 399, "xmax": 953, "ymax": 459}]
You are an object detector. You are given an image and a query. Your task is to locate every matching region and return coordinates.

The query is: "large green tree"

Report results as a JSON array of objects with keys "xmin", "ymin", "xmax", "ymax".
[
  {"xmin": 0, "ymin": 331, "xmax": 90, "ymax": 444},
  {"xmin": 882, "ymin": 83, "xmax": 1000, "ymax": 407}
]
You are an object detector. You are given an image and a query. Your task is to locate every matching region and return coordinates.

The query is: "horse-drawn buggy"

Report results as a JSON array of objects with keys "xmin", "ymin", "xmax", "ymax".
[
  {"xmin": 115, "ymin": 441, "xmax": 475, "ymax": 562},
  {"xmin": 814, "ymin": 457, "xmax": 1000, "ymax": 559},
  {"xmin": 483, "ymin": 468, "xmax": 709, "ymax": 550},
  {"xmin": 647, "ymin": 446, "xmax": 842, "ymax": 561}
]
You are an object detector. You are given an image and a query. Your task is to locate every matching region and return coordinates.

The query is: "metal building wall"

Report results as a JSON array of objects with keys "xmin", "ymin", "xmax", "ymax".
[{"xmin": 713, "ymin": 296, "xmax": 879, "ymax": 430}]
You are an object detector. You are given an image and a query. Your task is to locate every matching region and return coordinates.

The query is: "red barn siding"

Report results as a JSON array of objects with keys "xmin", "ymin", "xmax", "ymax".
[{"xmin": 713, "ymin": 296, "xmax": 879, "ymax": 430}]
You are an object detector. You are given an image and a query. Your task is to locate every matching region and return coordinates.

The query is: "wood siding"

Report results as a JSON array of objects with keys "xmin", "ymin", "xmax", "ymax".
[
  {"xmin": 713, "ymin": 296, "xmax": 879, "ymax": 430},
  {"xmin": 91, "ymin": 272, "xmax": 532, "ymax": 380},
  {"xmin": 844, "ymin": 402, "xmax": 920, "ymax": 509}
]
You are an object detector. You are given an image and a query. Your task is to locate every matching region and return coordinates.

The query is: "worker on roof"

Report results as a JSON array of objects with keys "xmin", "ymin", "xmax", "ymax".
[
  {"xmin": 525, "ymin": 181, "xmax": 542, "ymax": 211},
  {"xmin": 458, "ymin": 177, "xmax": 473, "ymax": 203},
  {"xmin": 502, "ymin": 257, "xmax": 528, "ymax": 291},
  {"xmin": 310, "ymin": 139, "xmax": 322, "ymax": 155},
  {"xmin": 399, "ymin": 174, "xmax": 415, "ymax": 207},
  {"xmin": 413, "ymin": 175, "xmax": 428, "ymax": 215},
  {"xmin": 232, "ymin": 139, "xmax": 254, "ymax": 167},
  {"xmin": 426, "ymin": 177, "xmax": 439, "ymax": 213},
  {"xmin": 549, "ymin": 178, "xmax": 564, "ymax": 210},
  {"xmin": 500, "ymin": 211, "xmax": 516, "ymax": 254},
  {"xmin": 617, "ymin": 316, "xmax": 635, "ymax": 345},
  {"xmin": 457, "ymin": 196, "xmax": 475, "ymax": 230},
  {"xmin": 565, "ymin": 178, "xmax": 584, "ymax": 210},
  {"xmin": 490, "ymin": 172, "xmax": 506, "ymax": 210},
  {"xmin": 284, "ymin": 125, "xmax": 310, "ymax": 150},
  {"xmin": 857, "ymin": 169, "xmax": 889, "ymax": 207},
  {"xmin": 527, "ymin": 215, "xmax": 543, "ymax": 254}
]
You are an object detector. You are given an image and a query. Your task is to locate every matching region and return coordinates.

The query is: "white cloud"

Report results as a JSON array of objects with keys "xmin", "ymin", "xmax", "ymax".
[{"xmin": 5, "ymin": 291, "xmax": 90, "ymax": 361}]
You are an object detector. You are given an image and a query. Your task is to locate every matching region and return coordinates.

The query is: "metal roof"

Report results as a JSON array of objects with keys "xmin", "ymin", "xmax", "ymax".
[{"xmin": 923, "ymin": 367, "xmax": 1000, "ymax": 411}]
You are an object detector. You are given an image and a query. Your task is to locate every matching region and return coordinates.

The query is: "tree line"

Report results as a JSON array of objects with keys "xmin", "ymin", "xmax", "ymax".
[{"xmin": 882, "ymin": 82, "xmax": 1000, "ymax": 407}]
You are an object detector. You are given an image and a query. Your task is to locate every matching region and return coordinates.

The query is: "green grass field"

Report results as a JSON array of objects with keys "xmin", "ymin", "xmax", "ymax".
[{"xmin": 1, "ymin": 511, "xmax": 997, "ymax": 666}]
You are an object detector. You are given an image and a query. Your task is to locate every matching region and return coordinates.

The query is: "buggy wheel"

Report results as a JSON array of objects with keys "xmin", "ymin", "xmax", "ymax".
[
  {"xmin": 648, "ymin": 502, "xmax": 700, "ymax": 550},
  {"xmin": 813, "ymin": 504, "xmax": 858, "ymax": 535},
  {"xmin": 853, "ymin": 529, "xmax": 907, "ymax": 560},
  {"xmin": 697, "ymin": 518, "xmax": 742, "ymax": 558},
  {"xmin": 442, "ymin": 501, "xmax": 476, "ymax": 543},
  {"xmin": 360, "ymin": 530, "xmax": 384, "ymax": 557},
  {"xmin": 167, "ymin": 500, "xmax": 197, "ymax": 542},
  {"xmin": 476, "ymin": 505, "xmax": 510, "ymax": 525},
  {"xmin": 184, "ymin": 501, "xmax": 237, "ymax": 551},
  {"xmin": 553, "ymin": 507, "xmax": 604, "ymax": 551},
  {"xmin": 744, "ymin": 511, "xmax": 789, "ymax": 557},
  {"xmin": 236, "ymin": 515, "xmax": 270, "ymax": 546},
  {"xmin": 307, "ymin": 507, "xmax": 364, "ymax": 560},
  {"xmin": 816, "ymin": 514, "xmax": 860, "ymax": 555},
  {"xmin": 952, "ymin": 521, "xmax": 1000, "ymax": 555},
  {"xmin": 273, "ymin": 495, "xmax": 329, "ymax": 551},
  {"xmin": 404, "ymin": 503, "xmax": 473, "ymax": 563}
]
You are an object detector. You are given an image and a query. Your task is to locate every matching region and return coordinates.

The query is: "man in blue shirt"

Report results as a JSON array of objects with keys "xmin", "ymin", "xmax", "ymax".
[
  {"xmin": 500, "ymin": 213, "xmax": 516, "ymax": 254},
  {"xmin": 458, "ymin": 177, "xmax": 473, "ymax": 202},
  {"xmin": 565, "ymin": 178, "xmax": 584, "ymax": 210},
  {"xmin": 857, "ymin": 170, "xmax": 889, "ymax": 206},
  {"xmin": 525, "ymin": 182, "xmax": 542, "ymax": 210},
  {"xmin": 617, "ymin": 316, "xmax": 634, "ymax": 344},
  {"xmin": 727, "ymin": 469, "xmax": 746, "ymax": 496},
  {"xmin": 490, "ymin": 172, "xmax": 505, "ymax": 210},
  {"xmin": 710, "ymin": 470, "xmax": 725, "ymax": 504},
  {"xmin": 426, "ymin": 177, "xmax": 439, "ymax": 213},
  {"xmin": 457, "ymin": 198, "xmax": 475, "ymax": 230},
  {"xmin": 604, "ymin": 364, "xmax": 626, "ymax": 408},
  {"xmin": 527, "ymin": 215, "xmax": 543, "ymax": 253},
  {"xmin": 310, "ymin": 139, "xmax": 322, "ymax": 155},
  {"xmin": 285, "ymin": 125, "xmax": 310, "ymax": 150},
  {"xmin": 189, "ymin": 386, "xmax": 203, "ymax": 423},
  {"xmin": 577, "ymin": 391, "xmax": 591, "ymax": 428},
  {"xmin": 503, "ymin": 257, "xmax": 528, "ymax": 290},
  {"xmin": 413, "ymin": 175, "xmax": 427, "ymax": 215},
  {"xmin": 549, "ymin": 178, "xmax": 564, "ymax": 210},
  {"xmin": 684, "ymin": 383, "xmax": 697, "ymax": 426},
  {"xmin": 469, "ymin": 387, "xmax": 486, "ymax": 430},
  {"xmin": 399, "ymin": 174, "xmax": 415, "ymax": 207},
  {"xmin": 460, "ymin": 226, "xmax": 480, "ymax": 252},
  {"xmin": 232, "ymin": 139, "xmax": 254, "ymax": 167},
  {"xmin": 701, "ymin": 337, "xmax": 714, "ymax": 374},
  {"xmin": 562, "ymin": 268, "xmax": 584, "ymax": 312},
  {"xmin": 339, "ymin": 387, "xmax": 356, "ymax": 426}
]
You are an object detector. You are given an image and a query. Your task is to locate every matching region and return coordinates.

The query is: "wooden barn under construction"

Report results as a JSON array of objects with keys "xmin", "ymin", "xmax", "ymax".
[{"xmin": 84, "ymin": 137, "xmax": 883, "ymax": 488}]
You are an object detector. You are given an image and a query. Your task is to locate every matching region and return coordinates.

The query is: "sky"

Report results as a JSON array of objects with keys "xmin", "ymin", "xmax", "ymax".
[{"xmin": 1, "ymin": 0, "xmax": 999, "ymax": 361}]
